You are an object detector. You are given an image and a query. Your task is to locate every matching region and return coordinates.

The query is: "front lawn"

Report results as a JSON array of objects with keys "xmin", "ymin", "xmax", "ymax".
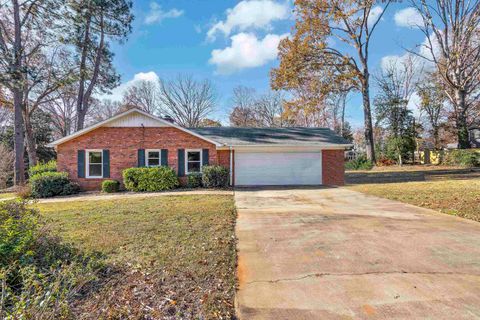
[
  {"xmin": 0, "ymin": 192, "xmax": 16, "ymax": 200},
  {"xmin": 35, "ymin": 194, "xmax": 237, "ymax": 319},
  {"xmin": 348, "ymin": 179, "xmax": 480, "ymax": 222}
]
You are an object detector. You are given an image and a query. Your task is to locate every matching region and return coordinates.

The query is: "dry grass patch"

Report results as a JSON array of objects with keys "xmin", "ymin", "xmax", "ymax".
[
  {"xmin": 348, "ymin": 179, "xmax": 480, "ymax": 222},
  {"xmin": 35, "ymin": 194, "xmax": 237, "ymax": 319}
]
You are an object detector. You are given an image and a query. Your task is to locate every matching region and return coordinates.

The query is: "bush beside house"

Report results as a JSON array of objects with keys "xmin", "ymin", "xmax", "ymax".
[
  {"xmin": 30, "ymin": 172, "xmax": 80, "ymax": 198},
  {"xmin": 187, "ymin": 173, "xmax": 203, "ymax": 188},
  {"xmin": 28, "ymin": 160, "xmax": 57, "ymax": 177},
  {"xmin": 202, "ymin": 165, "xmax": 229, "ymax": 188},
  {"xmin": 123, "ymin": 167, "xmax": 179, "ymax": 192},
  {"xmin": 102, "ymin": 180, "xmax": 120, "ymax": 193},
  {"xmin": 18, "ymin": 161, "xmax": 80, "ymax": 198}
]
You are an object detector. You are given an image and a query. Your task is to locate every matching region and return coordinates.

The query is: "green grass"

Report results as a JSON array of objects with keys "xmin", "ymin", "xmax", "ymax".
[
  {"xmin": 349, "ymin": 179, "xmax": 480, "ymax": 222},
  {"xmin": 0, "ymin": 192, "xmax": 16, "ymax": 200},
  {"xmin": 35, "ymin": 194, "xmax": 237, "ymax": 318}
]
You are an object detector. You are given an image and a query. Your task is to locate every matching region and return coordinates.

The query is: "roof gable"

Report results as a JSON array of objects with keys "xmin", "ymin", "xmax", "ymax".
[{"xmin": 47, "ymin": 108, "xmax": 222, "ymax": 147}]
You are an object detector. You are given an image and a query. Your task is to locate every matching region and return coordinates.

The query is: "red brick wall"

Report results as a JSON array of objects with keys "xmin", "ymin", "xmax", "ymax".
[
  {"xmin": 322, "ymin": 150, "xmax": 345, "ymax": 186},
  {"xmin": 217, "ymin": 149, "xmax": 234, "ymax": 186},
  {"xmin": 57, "ymin": 127, "xmax": 220, "ymax": 190}
]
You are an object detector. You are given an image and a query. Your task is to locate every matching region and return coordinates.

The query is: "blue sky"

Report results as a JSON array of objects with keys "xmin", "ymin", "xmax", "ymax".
[{"xmin": 107, "ymin": 0, "xmax": 429, "ymax": 127}]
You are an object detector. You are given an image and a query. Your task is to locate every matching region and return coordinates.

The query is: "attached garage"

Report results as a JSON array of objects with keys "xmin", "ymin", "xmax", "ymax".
[{"xmin": 234, "ymin": 151, "xmax": 322, "ymax": 186}]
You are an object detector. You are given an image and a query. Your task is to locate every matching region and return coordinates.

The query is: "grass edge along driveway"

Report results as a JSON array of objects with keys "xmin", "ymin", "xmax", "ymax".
[{"xmin": 348, "ymin": 178, "xmax": 480, "ymax": 222}]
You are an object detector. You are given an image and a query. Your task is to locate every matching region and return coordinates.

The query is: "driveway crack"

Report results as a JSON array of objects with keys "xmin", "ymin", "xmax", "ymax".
[{"xmin": 245, "ymin": 270, "xmax": 480, "ymax": 285}]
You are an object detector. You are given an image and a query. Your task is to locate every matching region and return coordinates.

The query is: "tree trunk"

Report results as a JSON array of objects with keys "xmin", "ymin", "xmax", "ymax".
[
  {"xmin": 361, "ymin": 75, "xmax": 376, "ymax": 163},
  {"xmin": 433, "ymin": 126, "xmax": 440, "ymax": 150},
  {"xmin": 455, "ymin": 89, "xmax": 470, "ymax": 149},
  {"xmin": 23, "ymin": 112, "xmax": 38, "ymax": 166},
  {"xmin": 12, "ymin": 0, "xmax": 25, "ymax": 185},
  {"xmin": 76, "ymin": 14, "xmax": 91, "ymax": 131}
]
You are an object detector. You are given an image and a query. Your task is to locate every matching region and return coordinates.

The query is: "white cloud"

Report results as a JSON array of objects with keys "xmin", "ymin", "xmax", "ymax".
[
  {"xmin": 101, "ymin": 71, "xmax": 160, "ymax": 101},
  {"xmin": 144, "ymin": 2, "xmax": 184, "ymax": 25},
  {"xmin": 394, "ymin": 7, "xmax": 423, "ymax": 28},
  {"xmin": 206, "ymin": 0, "xmax": 290, "ymax": 41},
  {"xmin": 367, "ymin": 6, "xmax": 384, "ymax": 26},
  {"xmin": 209, "ymin": 32, "xmax": 288, "ymax": 74}
]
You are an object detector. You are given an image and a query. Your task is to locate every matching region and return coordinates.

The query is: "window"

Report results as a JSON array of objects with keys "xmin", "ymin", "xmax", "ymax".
[
  {"xmin": 186, "ymin": 149, "xmax": 202, "ymax": 174},
  {"xmin": 146, "ymin": 150, "xmax": 161, "ymax": 167},
  {"xmin": 87, "ymin": 150, "xmax": 103, "ymax": 178}
]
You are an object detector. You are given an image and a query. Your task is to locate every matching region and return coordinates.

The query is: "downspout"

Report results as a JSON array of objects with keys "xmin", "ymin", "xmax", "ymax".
[{"xmin": 229, "ymin": 146, "xmax": 233, "ymax": 186}]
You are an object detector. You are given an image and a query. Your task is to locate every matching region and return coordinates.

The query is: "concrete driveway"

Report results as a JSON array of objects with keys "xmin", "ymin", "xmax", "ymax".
[{"xmin": 235, "ymin": 187, "xmax": 480, "ymax": 319}]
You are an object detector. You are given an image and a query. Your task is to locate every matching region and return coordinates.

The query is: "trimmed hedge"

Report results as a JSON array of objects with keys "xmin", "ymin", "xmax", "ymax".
[
  {"xmin": 443, "ymin": 149, "xmax": 479, "ymax": 167},
  {"xmin": 30, "ymin": 172, "xmax": 80, "ymax": 198},
  {"xmin": 123, "ymin": 167, "xmax": 179, "ymax": 192},
  {"xmin": 187, "ymin": 173, "xmax": 203, "ymax": 188},
  {"xmin": 28, "ymin": 160, "xmax": 57, "ymax": 177},
  {"xmin": 102, "ymin": 180, "xmax": 120, "ymax": 193},
  {"xmin": 202, "ymin": 165, "xmax": 229, "ymax": 188}
]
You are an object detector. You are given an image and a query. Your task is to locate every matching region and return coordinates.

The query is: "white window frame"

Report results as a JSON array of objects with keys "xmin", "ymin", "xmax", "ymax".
[
  {"xmin": 146, "ymin": 149, "xmax": 161, "ymax": 167},
  {"xmin": 86, "ymin": 149, "xmax": 103, "ymax": 178},
  {"xmin": 185, "ymin": 149, "xmax": 203, "ymax": 174}
]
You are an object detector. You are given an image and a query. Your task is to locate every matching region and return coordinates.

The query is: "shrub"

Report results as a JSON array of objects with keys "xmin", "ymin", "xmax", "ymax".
[
  {"xmin": 376, "ymin": 157, "xmax": 396, "ymax": 167},
  {"xmin": 123, "ymin": 167, "xmax": 179, "ymax": 192},
  {"xmin": 28, "ymin": 160, "xmax": 57, "ymax": 177},
  {"xmin": 102, "ymin": 180, "xmax": 120, "ymax": 193},
  {"xmin": 187, "ymin": 173, "xmax": 203, "ymax": 188},
  {"xmin": 0, "ymin": 200, "xmax": 105, "ymax": 318},
  {"xmin": 30, "ymin": 172, "xmax": 78, "ymax": 198},
  {"xmin": 0, "ymin": 200, "xmax": 40, "ymax": 265},
  {"xmin": 16, "ymin": 185, "xmax": 32, "ymax": 199},
  {"xmin": 62, "ymin": 182, "xmax": 81, "ymax": 196},
  {"xmin": 202, "ymin": 165, "xmax": 229, "ymax": 188},
  {"xmin": 345, "ymin": 156, "xmax": 374, "ymax": 170},
  {"xmin": 443, "ymin": 149, "xmax": 479, "ymax": 167}
]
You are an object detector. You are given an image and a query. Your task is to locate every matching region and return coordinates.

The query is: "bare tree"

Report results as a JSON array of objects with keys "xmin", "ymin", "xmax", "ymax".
[
  {"xmin": 417, "ymin": 72, "xmax": 447, "ymax": 149},
  {"xmin": 157, "ymin": 75, "xmax": 216, "ymax": 128},
  {"xmin": 254, "ymin": 91, "xmax": 286, "ymax": 127},
  {"xmin": 122, "ymin": 80, "xmax": 160, "ymax": 115},
  {"xmin": 22, "ymin": 47, "xmax": 74, "ymax": 165},
  {"xmin": 87, "ymin": 98, "xmax": 124, "ymax": 124},
  {"xmin": 229, "ymin": 86, "xmax": 259, "ymax": 127},
  {"xmin": 411, "ymin": 0, "xmax": 480, "ymax": 148},
  {"xmin": 43, "ymin": 84, "xmax": 78, "ymax": 138}
]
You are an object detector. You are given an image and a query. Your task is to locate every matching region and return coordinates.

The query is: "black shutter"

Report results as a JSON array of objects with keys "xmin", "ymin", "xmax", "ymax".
[
  {"xmin": 161, "ymin": 149, "xmax": 168, "ymax": 166},
  {"xmin": 178, "ymin": 149, "xmax": 185, "ymax": 177},
  {"xmin": 77, "ymin": 150, "xmax": 85, "ymax": 178},
  {"xmin": 202, "ymin": 149, "xmax": 209, "ymax": 166},
  {"xmin": 138, "ymin": 149, "xmax": 145, "ymax": 167},
  {"xmin": 102, "ymin": 150, "xmax": 110, "ymax": 178}
]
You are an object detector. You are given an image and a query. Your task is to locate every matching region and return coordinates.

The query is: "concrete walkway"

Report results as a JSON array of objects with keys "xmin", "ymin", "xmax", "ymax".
[
  {"xmin": 235, "ymin": 187, "xmax": 480, "ymax": 319},
  {"xmin": 37, "ymin": 189, "xmax": 233, "ymax": 203}
]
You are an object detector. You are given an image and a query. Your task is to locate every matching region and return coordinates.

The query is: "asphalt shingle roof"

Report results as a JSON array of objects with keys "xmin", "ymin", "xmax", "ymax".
[{"xmin": 190, "ymin": 127, "xmax": 351, "ymax": 147}]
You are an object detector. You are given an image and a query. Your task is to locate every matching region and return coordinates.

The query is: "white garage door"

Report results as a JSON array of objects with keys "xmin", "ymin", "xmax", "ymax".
[{"xmin": 235, "ymin": 152, "xmax": 322, "ymax": 186}]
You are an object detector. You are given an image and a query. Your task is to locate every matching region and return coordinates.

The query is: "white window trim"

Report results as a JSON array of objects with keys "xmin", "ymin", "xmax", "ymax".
[
  {"xmin": 185, "ymin": 149, "xmax": 203, "ymax": 174},
  {"xmin": 146, "ymin": 149, "xmax": 162, "ymax": 167},
  {"xmin": 86, "ymin": 149, "xmax": 103, "ymax": 179}
]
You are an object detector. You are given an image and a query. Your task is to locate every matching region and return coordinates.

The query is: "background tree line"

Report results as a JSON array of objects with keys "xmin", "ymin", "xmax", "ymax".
[
  {"xmin": 0, "ymin": 0, "xmax": 220, "ymax": 187},
  {"xmin": 270, "ymin": 0, "xmax": 480, "ymax": 164}
]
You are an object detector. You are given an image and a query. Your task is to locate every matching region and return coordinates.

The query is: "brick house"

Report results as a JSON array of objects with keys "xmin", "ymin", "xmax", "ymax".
[{"xmin": 48, "ymin": 108, "xmax": 351, "ymax": 190}]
